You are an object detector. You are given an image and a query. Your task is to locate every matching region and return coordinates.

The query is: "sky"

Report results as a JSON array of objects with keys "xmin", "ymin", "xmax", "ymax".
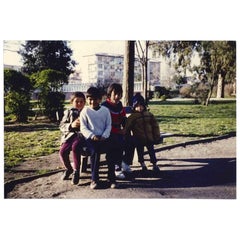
[{"xmin": 3, "ymin": 40, "xmax": 126, "ymax": 68}]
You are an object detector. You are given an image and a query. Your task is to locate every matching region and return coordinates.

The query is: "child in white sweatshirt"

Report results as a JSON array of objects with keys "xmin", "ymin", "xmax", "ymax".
[{"xmin": 80, "ymin": 87, "xmax": 117, "ymax": 189}]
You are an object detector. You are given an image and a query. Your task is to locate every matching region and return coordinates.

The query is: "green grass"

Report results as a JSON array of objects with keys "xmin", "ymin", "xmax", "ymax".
[
  {"xmin": 4, "ymin": 99, "xmax": 236, "ymax": 169},
  {"xmin": 149, "ymin": 100, "xmax": 236, "ymax": 136},
  {"xmin": 4, "ymin": 123, "xmax": 60, "ymax": 169}
]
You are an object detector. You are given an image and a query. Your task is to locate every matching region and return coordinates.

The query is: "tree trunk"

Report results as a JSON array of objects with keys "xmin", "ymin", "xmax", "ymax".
[
  {"xmin": 122, "ymin": 41, "xmax": 135, "ymax": 106},
  {"xmin": 143, "ymin": 54, "xmax": 148, "ymax": 103},
  {"xmin": 205, "ymin": 77, "xmax": 215, "ymax": 106},
  {"xmin": 216, "ymin": 73, "xmax": 224, "ymax": 98}
]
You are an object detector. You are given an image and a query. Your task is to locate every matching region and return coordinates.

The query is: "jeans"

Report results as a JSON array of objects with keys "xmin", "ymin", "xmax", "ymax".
[
  {"xmin": 85, "ymin": 138, "xmax": 115, "ymax": 182},
  {"xmin": 106, "ymin": 133, "xmax": 125, "ymax": 170}
]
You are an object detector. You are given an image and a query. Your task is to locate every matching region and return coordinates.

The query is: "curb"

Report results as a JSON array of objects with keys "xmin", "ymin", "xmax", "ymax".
[{"xmin": 152, "ymin": 132, "xmax": 236, "ymax": 154}]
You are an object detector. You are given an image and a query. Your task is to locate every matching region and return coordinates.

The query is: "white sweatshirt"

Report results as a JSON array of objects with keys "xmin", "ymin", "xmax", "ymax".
[{"xmin": 80, "ymin": 105, "xmax": 112, "ymax": 139}]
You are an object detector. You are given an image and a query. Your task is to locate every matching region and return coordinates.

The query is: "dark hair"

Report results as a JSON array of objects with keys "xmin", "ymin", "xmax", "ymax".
[
  {"xmin": 106, "ymin": 83, "xmax": 123, "ymax": 97},
  {"xmin": 70, "ymin": 92, "xmax": 86, "ymax": 103},
  {"xmin": 86, "ymin": 87, "xmax": 102, "ymax": 99}
]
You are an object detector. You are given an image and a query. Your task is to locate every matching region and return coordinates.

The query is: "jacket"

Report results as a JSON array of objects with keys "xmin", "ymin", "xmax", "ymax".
[
  {"xmin": 59, "ymin": 108, "xmax": 82, "ymax": 144},
  {"xmin": 125, "ymin": 110, "xmax": 160, "ymax": 145}
]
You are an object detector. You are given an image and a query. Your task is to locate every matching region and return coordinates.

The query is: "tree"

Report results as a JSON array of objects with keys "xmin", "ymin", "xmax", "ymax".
[
  {"xmin": 19, "ymin": 41, "xmax": 76, "ymax": 76},
  {"xmin": 199, "ymin": 41, "xmax": 236, "ymax": 102},
  {"xmin": 122, "ymin": 41, "xmax": 135, "ymax": 106},
  {"xmin": 30, "ymin": 69, "xmax": 68, "ymax": 121},
  {"xmin": 19, "ymin": 41, "xmax": 75, "ymax": 121},
  {"xmin": 151, "ymin": 41, "xmax": 236, "ymax": 105},
  {"xmin": 4, "ymin": 69, "xmax": 32, "ymax": 122},
  {"xmin": 135, "ymin": 41, "xmax": 151, "ymax": 103}
]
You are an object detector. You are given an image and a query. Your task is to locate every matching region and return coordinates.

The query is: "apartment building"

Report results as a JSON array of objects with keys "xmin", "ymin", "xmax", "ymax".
[{"xmin": 81, "ymin": 53, "xmax": 161, "ymax": 88}]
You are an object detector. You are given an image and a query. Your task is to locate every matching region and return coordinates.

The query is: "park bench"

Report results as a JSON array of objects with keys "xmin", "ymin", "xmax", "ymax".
[
  {"xmin": 80, "ymin": 132, "xmax": 170, "ymax": 173},
  {"xmin": 66, "ymin": 105, "xmax": 171, "ymax": 173}
]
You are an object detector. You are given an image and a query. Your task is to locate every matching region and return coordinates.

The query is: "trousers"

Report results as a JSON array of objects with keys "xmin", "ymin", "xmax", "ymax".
[
  {"xmin": 59, "ymin": 135, "xmax": 84, "ymax": 171},
  {"xmin": 85, "ymin": 138, "xmax": 115, "ymax": 182}
]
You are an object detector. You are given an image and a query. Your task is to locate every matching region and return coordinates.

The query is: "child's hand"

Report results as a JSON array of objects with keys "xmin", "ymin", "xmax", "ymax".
[
  {"xmin": 71, "ymin": 119, "xmax": 80, "ymax": 128},
  {"xmin": 92, "ymin": 136, "xmax": 106, "ymax": 141}
]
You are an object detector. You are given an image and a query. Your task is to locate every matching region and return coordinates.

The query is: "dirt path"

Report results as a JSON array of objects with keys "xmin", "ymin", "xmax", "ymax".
[{"xmin": 4, "ymin": 136, "xmax": 236, "ymax": 199}]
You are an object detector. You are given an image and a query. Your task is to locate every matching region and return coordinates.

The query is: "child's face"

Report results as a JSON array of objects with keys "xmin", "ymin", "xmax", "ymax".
[
  {"xmin": 87, "ymin": 97, "xmax": 101, "ymax": 109},
  {"xmin": 72, "ymin": 97, "xmax": 85, "ymax": 110},
  {"xmin": 110, "ymin": 90, "xmax": 122, "ymax": 104},
  {"xmin": 134, "ymin": 104, "xmax": 145, "ymax": 112}
]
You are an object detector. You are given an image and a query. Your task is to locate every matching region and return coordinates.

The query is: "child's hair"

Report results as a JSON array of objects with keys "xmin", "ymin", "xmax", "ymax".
[
  {"xmin": 86, "ymin": 87, "xmax": 102, "ymax": 99},
  {"xmin": 106, "ymin": 83, "xmax": 123, "ymax": 97},
  {"xmin": 70, "ymin": 91, "xmax": 86, "ymax": 103}
]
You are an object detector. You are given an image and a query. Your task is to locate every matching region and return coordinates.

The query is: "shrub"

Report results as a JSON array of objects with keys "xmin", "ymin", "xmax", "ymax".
[
  {"xmin": 179, "ymin": 85, "xmax": 192, "ymax": 98},
  {"xmin": 41, "ymin": 91, "xmax": 65, "ymax": 121}
]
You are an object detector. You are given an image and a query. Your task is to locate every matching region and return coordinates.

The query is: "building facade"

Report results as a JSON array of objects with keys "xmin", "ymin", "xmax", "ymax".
[{"xmin": 81, "ymin": 53, "xmax": 161, "ymax": 86}]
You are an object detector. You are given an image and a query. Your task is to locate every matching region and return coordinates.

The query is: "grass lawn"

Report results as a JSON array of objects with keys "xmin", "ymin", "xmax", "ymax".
[
  {"xmin": 149, "ymin": 99, "xmax": 236, "ymax": 136},
  {"xmin": 4, "ymin": 99, "xmax": 236, "ymax": 169}
]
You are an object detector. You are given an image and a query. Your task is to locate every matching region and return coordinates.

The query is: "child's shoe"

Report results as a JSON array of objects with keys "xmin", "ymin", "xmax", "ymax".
[
  {"xmin": 115, "ymin": 170, "xmax": 126, "ymax": 179},
  {"xmin": 61, "ymin": 169, "xmax": 73, "ymax": 180},
  {"xmin": 72, "ymin": 170, "xmax": 80, "ymax": 185},
  {"xmin": 110, "ymin": 182, "xmax": 118, "ymax": 189},
  {"xmin": 90, "ymin": 181, "xmax": 98, "ymax": 189}
]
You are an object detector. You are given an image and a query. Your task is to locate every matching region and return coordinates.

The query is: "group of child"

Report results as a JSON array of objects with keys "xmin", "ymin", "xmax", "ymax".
[{"xmin": 59, "ymin": 83, "xmax": 161, "ymax": 189}]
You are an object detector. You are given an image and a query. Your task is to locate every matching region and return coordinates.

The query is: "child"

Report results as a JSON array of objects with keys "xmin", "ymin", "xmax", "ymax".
[
  {"xmin": 59, "ymin": 92, "xmax": 86, "ymax": 185},
  {"xmin": 101, "ymin": 83, "xmax": 131, "ymax": 179},
  {"xmin": 80, "ymin": 87, "xmax": 116, "ymax": 189},
  {"xmin": 125, "ymin": 93, "xmax": 161, "ymax": 172}
]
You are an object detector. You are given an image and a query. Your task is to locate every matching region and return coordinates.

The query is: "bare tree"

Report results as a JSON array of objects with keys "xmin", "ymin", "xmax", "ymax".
[{"xmin": 135, "ymin": 40, "xmax": 150, "ymax": 103}]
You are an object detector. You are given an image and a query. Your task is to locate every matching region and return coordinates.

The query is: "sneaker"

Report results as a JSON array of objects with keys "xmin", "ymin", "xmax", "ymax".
[
  {"xmin": 71, "ymin": 171, "xmax": 80, "ymax": 185},
  {"xmin": 115, "ymin": 165, "xmax": 121, "ymax": 171},
  {"xmin": 110, "ymin": 182, "xmax": 118, "ymax": 189},
  {"xmin": 122, "ymin": 162, "xmax": 132, "ymax": 173},
  {"xmin": 152, "ymin": 164, "xmax": 160, "ymax": 172},
  {"xmin": 61, "ymin": 169, "xmax": 73, "ymax": 180},
  {"xmin": 90, "ymin": 181, "xmax": 98, "ymax": 189},
  {"xmin": 115, "ymin": 171, "xmax": 126, "ymax": 179}
]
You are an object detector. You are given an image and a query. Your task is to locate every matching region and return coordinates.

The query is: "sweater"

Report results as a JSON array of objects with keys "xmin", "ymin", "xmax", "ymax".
[
  {"xmin": 101, "ymin": 99, "xmax": 127, "ymax": 134},
  {"xmin": 80, "ymin": 105, "xmax": 112, "ymax": 139},
  {"xmin": 125, "ymin": 110, "xmax": 160, "ymax": 145}
]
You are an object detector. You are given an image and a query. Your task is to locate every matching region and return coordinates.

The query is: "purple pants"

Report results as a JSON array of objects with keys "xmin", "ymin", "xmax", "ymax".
[{"xmin": 59, "ymin": 135, "xmax": 83, "ymax": 171}]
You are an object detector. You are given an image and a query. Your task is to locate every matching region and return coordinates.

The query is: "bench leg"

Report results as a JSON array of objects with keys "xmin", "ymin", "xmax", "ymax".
[{"xmin": 81, "ymin": 156, "xmax": 89, "ymax": 173}]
